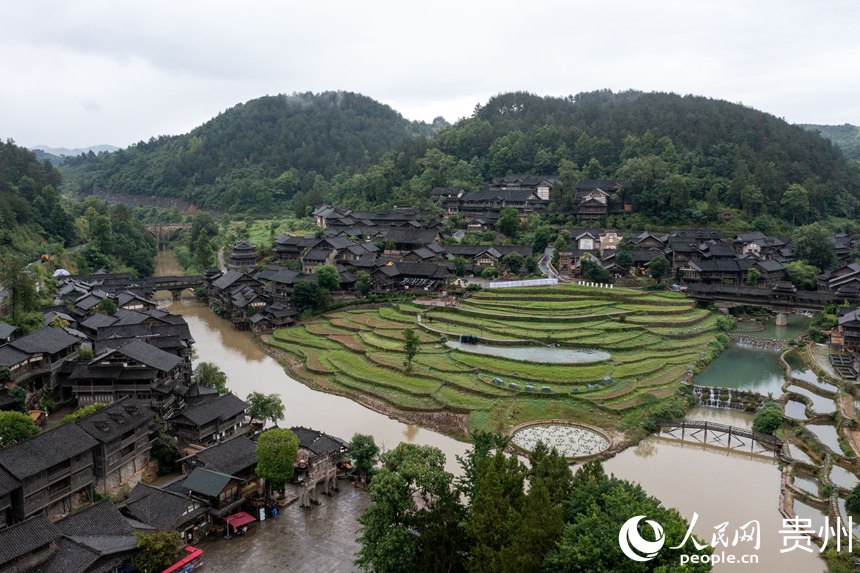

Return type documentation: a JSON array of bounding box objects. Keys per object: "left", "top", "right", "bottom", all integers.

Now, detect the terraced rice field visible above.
[{"left": 268, "top": 284, "right": 722, "bottom": 435}]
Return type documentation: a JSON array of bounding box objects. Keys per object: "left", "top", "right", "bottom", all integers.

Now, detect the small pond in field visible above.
[
  {"left": 445, "top": 341, "right": 610, "bottom": 363},
  {"left": 784, "top": 400, "right": 808, "bottom": 420},
  {"left": 510, "top": 423, "right": 610, "bottom": 458},
  {"left": 786, "top": 386, "right": 836, "bottom": 414},
  {"left": 830, "top": 465, "right": 858, "bottom": 490},
  {"left": 806, "top": 424, "right": 842, "bottom": 454},
  {"left": 792, "top": 473, "right": 820, "bottom": 496}
]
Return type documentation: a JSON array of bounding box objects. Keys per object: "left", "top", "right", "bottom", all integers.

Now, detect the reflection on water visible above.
[
  {"left": 830, "top": 465, "right": 858, "bottom": 490},
  {"left": 793, "top": 499, "right": 829, "bottom": 536},
  {"left": 792, "top": 473, "right": 820, "bottom": 496},
  {"left": 785, "top": 400, "right": 808, "bottom": 420},
  {"left": 787, "top": 386, "right": 836, "bottom": 414},
  {"left": 165, "top": 299, "right": 470, "bottom": 474},
  {"left": 694, "top": 345, "right": 786, "bottom": 397},
  {"left": 754, "top": 316, "right": 811, "bottom": 340},
  {"left": 806, "top": 424, "right": 842, "bottom": 454},
  {"left": 445, "top": 341, "right": 611, "bottom": 363},
  {"left": 686, "top": 406, "right": 755, "bottom": 430},
  {"left": 606, "top": 438, "right": 824, "bottom": 572}
]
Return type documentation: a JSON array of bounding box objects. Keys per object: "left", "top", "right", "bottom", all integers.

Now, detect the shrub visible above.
[{"left": 752, "top": 401, "right": 783, "bottom": 435}]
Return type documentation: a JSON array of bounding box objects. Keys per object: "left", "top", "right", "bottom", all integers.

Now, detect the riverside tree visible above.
[
  {"left": 246, "top": 392, "right": 285, "bottom": 426},
  {"left": 255, "top": 428, "right": 299, "bottom": 496},
  {"left": 192, "top": 362, "right": 229, "bottom": 394}
]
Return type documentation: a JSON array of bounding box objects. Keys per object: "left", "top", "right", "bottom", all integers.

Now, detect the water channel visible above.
[{"left": 155, "top": 252, "right": 826, "bottom": 571}]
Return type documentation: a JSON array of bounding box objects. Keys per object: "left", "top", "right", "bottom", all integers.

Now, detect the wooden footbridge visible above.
[
  {"left": 141, "top": 275, "right": 205, "bottom": 295},
  {"left": 657, "top": 420, "right": 785, "bottom": 457}
]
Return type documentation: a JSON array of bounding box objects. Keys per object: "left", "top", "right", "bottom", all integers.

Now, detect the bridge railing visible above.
[{"left": 657, "top": 419, "right": 783, "bottom": 447}]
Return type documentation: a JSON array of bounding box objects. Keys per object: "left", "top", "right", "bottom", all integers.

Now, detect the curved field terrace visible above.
[{"left": 266, "top": 284, "right": 723, "bottom": 437}]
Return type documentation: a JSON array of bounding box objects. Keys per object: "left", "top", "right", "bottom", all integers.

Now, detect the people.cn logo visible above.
[{"left": 619, "top": 515, "right": 666, "bottom": 562}]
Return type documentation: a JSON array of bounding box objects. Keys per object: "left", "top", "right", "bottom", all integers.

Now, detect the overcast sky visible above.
[{"left": 2, "top": 0, "right": 859, "bottom": 150}]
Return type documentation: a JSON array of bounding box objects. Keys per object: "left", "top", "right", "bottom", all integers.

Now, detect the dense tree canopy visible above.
[
  {"left": 192, "top": 362, "right": 229, "bottom": 394},
  {"left": 256, "top": 427, "right": 299, "bottom": 494},
  {"left": 55, "top": 91, "right": 860, "bottom": 228},
  {"left": 60, "top": 92, "right": 439, "bottom": 213},
  {"left": 0, "top": 410, "right": 40, "bottom": 447}
]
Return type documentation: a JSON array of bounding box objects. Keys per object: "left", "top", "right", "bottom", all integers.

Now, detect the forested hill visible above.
[
  {"left": 800, "top": 123, "right": 860, "bottom": 163},
  {"left": 59, "top": 90, "right": 860, "bottom": 226},
  {"left": 59, "top": 91, "right": 439, "bottom": 213},
  {"left": 324, "top": 90, "right": 860, "bottom": 226},
  {"left": 0, "top": 139, "right": 75, "bottom": 258}
]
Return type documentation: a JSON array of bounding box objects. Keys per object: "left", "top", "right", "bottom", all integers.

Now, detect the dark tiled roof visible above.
[
  {"left": 194, "top": 436, "right": 257, "bottom": 475},
  {"left": 0, "top": 423, "right": 98, "bottom": 479},
  {"left": 0, "top": 344, "right": 30, "bottom": 366},
  {"left": 291, "top": 427, "right": 347, "bottom": 456},
  {"left": 9, "top": 326, "right": 79, "bottom": 354},
  {"left": 95, "top": 339, "right": 183, "bottom": 372},
  {"left": 381, "top": 228, "right": 439, "bottom": 245},
  {"left": 0, "top": 322, "right": 17, "bottom": 340},
  {"left": 302, "top": 248, "right": 333, "bottom": 262},
  {"left": 122, "top": 484, "right": 206, "bottom": 531},
  {"left": 81, "top": 313, "right": 119, "bottom": 330},
  {"left": 755, "top": 260, "right": 785, "bottom": 272},
  {"left": 56, "top": 500, "right": 134, "bottom": 537},
  {"left": 212, "top": 270, "right": 258, "bottom": 290},
  {"left": 76, "top": 400, "right": 155, "bottom": 443},
  {"left": 0, "top": 514, "right": 61, "bottom": 566},
  {"left": 179, "top": 468, "right": 237, "bottom": 498},
  {"left": 0, "top": 465, "right": 20, "bottom": 496},
  {"left": 175, "top": 392, "right": 248, "bottom": 427}
]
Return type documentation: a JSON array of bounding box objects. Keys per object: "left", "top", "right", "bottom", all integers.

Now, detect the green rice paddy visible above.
[{"left": 268, "top": 284, "right": 720, "bottom": 436}]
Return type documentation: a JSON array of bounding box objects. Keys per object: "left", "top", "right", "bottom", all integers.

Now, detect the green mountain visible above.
[
  {"left": 324, "top": 90, "right": 860, "bottom": 225},
  {"left": 800, "top": 123, "right": 860, "bottom": 163},
  {"left": 0, "top": 139, "right": 75, "bottom": 260},
  {"left": 59, "top": 91, "right": 437, "bottom": 213},
  {"left": 58, "top": 90, "right": 860, "bottom": 226}
]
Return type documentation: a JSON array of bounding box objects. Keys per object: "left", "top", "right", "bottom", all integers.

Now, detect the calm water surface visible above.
[
  {"left": 694, "top": 345, "right": 786, "bottom": 397},
  {"left": 445, "top": 341, "right": 611, "bottom": 363}
]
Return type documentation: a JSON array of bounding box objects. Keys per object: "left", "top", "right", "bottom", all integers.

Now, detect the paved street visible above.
[{"left": 196, "top": 483, "right": 370, "bottom": 572}]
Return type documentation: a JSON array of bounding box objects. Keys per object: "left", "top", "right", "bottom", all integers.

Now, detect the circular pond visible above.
[
  {"left": 510, "top": 421, "right": 611, "bottom": 459},
  {"left": 446, "top": 341, "right": 610, "bottom": 364}
]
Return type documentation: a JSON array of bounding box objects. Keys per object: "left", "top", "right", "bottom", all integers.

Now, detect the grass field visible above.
[{"left": 268, "top": 283, "right": 721, "bottom": 436}]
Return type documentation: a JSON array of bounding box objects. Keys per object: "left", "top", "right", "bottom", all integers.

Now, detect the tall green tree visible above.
[
  {"left": 792, "top": 223, "right": 837, "bottom": 270},
  {"left": 496, "top": 208, "right": 520, "bottom": 238},
  {"left": 0, "top": 411, "right": 40, "bottom": 447},
  {"left": 348, "top": 433, "right": 379, "bottom": 482},
  {"left": 356, "top": 443, "right": 462, "bottom": 573},
  {"left": 246, "top": 392, "right": 285, "bottom": 426},
  {"left": 403, "top": 328, "right": 420, "bottom": 372},
  {"left": 647, "top": 256, "right": 669, "bottom": 280},
  {"left": 544, "top": 461, "right": 712, "bottom": 572},
  {"left": 192, "top": 362, "right": 229, "bottom": 394},
  {"left": 292, "top": 279, "right": 330, "bottom": 312},
  {"left": 784, "top": 260, "right": 820, "bottom": 290},
  {"left": 134, "top": 531, "right": 183, "bottom": 573},
  {"left": 255, "top": 427, "right": 299, "bottom": 495},
  {"left": 502, "top": 252, "right": 524, "bottom": 274},
  {"left": 465, "top": 450, "right": 526, "bottom": 573},
  {"left": 316, "top": 264, "right": 341, "bottom": 291},
  {"left": 356, "top": 270, "right": 372, "bottom": 297},
  {"left": 780, "top": 183, "right": 810, "bottom": 224}
]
